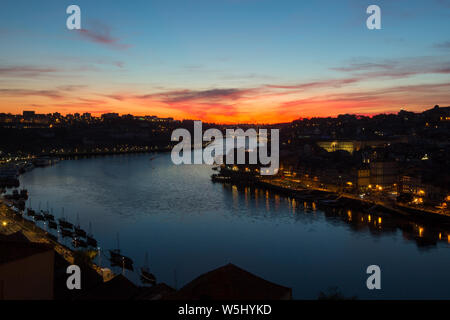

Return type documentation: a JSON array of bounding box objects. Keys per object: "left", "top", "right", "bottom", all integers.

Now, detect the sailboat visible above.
[
  {"left": 43, "top": 201, "right": 54, "bottom": 221},
  {"left": 74, "top": 213, "right": 87, "bottom": 237},
  {"left": 86, "top": 222, "right": 98, "bottom": 247},
  {"left": 72, "top": 237, "right": 88, "bottom": 248},
  {"left": 140, "top": 252, "right": 156, "bottom": 285},
  {"left": 61, "top": 229, "right": 73, "bottom": 238},
  {"left": 48, "top": 220, "right": 58, "bottom": 229},
  {"left": 26, "top": 198, "right": 35, "bottom": 217},
  {"left": 34, "top": 201, "right": 45, "bottom": 221},
  {"left": 58, "top": 208, "right": 73, "bottom": 229},
  {"left": 109, "top": 233, "right": 134, "bottom": 271}
]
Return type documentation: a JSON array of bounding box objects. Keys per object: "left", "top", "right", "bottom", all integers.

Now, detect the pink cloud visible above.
[{"left": 76, "top": 22, "right": 130, "bottom": 50}]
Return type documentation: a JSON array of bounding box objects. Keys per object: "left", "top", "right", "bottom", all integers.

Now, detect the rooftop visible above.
[{"left": 167, "top": 263, "right": 292, "bottom": 300}]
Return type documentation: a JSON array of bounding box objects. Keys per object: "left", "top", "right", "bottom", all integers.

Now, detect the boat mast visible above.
[
  {"left": 144, "top": 252, "right": 149, "bottom": 272},
  {"left": 174, "top": 269, "right": 178, "bottom": 290}
]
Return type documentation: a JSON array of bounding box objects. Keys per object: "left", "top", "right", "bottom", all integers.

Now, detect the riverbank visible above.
[
  {"left": 0, "top": 149, "right": 173, "bottom": 192},
  {"left": 0, "top": 198, "right": 104, "bottom": 276},
  {"left": 212, "top": 174, "right": 450, "bottom": 226}
]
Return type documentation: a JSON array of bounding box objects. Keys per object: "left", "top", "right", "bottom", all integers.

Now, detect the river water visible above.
[{"left": 19, "top": 153, "right": 450, "bottom": 299}]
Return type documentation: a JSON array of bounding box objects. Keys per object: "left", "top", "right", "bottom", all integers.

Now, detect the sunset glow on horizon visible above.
[{"left": 1, "top": 0, "right": 449, "bottom": 124}]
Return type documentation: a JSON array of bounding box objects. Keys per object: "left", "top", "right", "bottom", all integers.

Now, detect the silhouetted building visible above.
[{"left": 167, "top": 263, "right": 292, "bottom": 300}]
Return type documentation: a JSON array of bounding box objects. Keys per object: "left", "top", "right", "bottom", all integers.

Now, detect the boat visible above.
[
  {"left": 108, "top": 233, "right": 134, "bottom": 271},
  {"left": 58, "top": 208, "right": 73, "bottom": 229},
  {"left": 44, "top": 212, "right": 55, "bottom": 221},
  {"left": 86, "top": 222, "right": 98, "bottom": 247},
  {"left": 58, "top": 218, "right": 73, "bottom": 229},
  {"left": 48, "top": 221, "right": 58, "bottom": 229},
  {"left": 43, "top": 205, "right": 54, "bottom": 221},
  {"left": 72, "top": 238, "right": 88, "bottom": 248},
  {"left": 86, "top": 235, "right": 97, "bottom": 247},
  {"left": 61, "top": 229, "right": 73, "bottom": 238},
  {"left": 141, "top": 268, "right": 157, "bottom": 285},
  {"left": 74, "top": 227, "right": 87, "bottom": 238},
  {"left": 34, "top": 213, "right": 45, "bottom": 221},
  {"left": 74, "top": 214, "right": 87, "bottom": 237},
  {"left": 109, "top": 250, "right": 134, "bottom": 271},
  {"left": 140, "top": 252, "right": 156, "bottom": 285}
]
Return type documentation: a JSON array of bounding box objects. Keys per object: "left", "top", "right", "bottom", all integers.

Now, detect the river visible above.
[{"left": 18, "top": 153, "right": 450, "bottom": 299}]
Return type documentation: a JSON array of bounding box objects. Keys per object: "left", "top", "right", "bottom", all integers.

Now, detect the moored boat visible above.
[
  {"left": 140, "top": 252, "right": 156, "bottom": 285},
  {"left": 34, "top": 213, "right": 45, "bottom": 221},
  {"left": 72, "top": 238, "right": 88, "bottom": 248},
  {"left": 60, "top": 229, "right": 73, "bottom": 238},
  {"left": 86, "top": 235, "right": 97, "bottom": 247},
  {"left": 43, "top": 212, "right": 55, "bottom": 221},
  {"left": 140, "top": 268, "right": 157, "bottom": 285},
  {"left": 48, "top": 221, "right": 57, "bottom": 229},
  {"left": 109, "top": 249, "right": 134, "bottom": 271},
  {"left": 58, "top": 218, "right": 73, "bottom": 229}
]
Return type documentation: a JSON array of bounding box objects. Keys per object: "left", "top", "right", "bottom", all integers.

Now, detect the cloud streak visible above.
[
  {"left": 0, "top": 66, "right": 61, "bottom": 78},
  {"left": 434, "top": 41, "right": 450, "bottom": 49},
  {"left": 76, "top": 23, "right": 130, "bottom": 50},
  {"left": 331, "top": 57, "right": 450, "bottom": 79},
  {"left": 0, "top": 89, "right": 63, "bottom": 99}
]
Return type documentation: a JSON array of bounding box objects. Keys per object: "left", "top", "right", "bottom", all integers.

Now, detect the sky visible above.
[{"left": 0, "top": 0, "right": 449, "bottom": 123}]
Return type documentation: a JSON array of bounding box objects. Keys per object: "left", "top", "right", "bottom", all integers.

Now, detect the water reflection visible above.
[{"left": 221, "top": 183, "right": 450, "bottom": 250}]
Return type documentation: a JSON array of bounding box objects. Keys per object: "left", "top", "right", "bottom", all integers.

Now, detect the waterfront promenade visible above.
[
  {"left": 212, "top": 172, "right": 450, "bottom": 223},
  {"left": 0, "top": 199, "right": 103, "bottom": 276},
  {"left": 259, "top": 177, "right": 450, "bottom": 221}
]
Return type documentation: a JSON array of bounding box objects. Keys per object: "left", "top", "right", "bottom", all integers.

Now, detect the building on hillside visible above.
[
  {"left": 357, "top": 166, "right": 371, "bottom": 190},
  {"left": 369, "top": 161, "right": 398, "bottom": 189}
]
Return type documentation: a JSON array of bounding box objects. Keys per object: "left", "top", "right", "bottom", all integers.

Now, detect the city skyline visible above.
[{"left": 1, "top": 0, "right": 450, "bottom": 123}]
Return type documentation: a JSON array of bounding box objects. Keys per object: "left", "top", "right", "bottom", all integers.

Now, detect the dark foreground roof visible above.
[
  {"left": 166, "top": 263, "right": 292, "bottom": 300},
  {"left": 75, "top": 274, "right": 139, "bottom": 300},
  {"left": 135, "top": 283, "right": 176, "bottom": 300},
  {"left": 0, "top": 231, "right": 29, "bottom": 243},
  {"left": 0, "top": 240, "right": 53, "bottom": 265}
]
